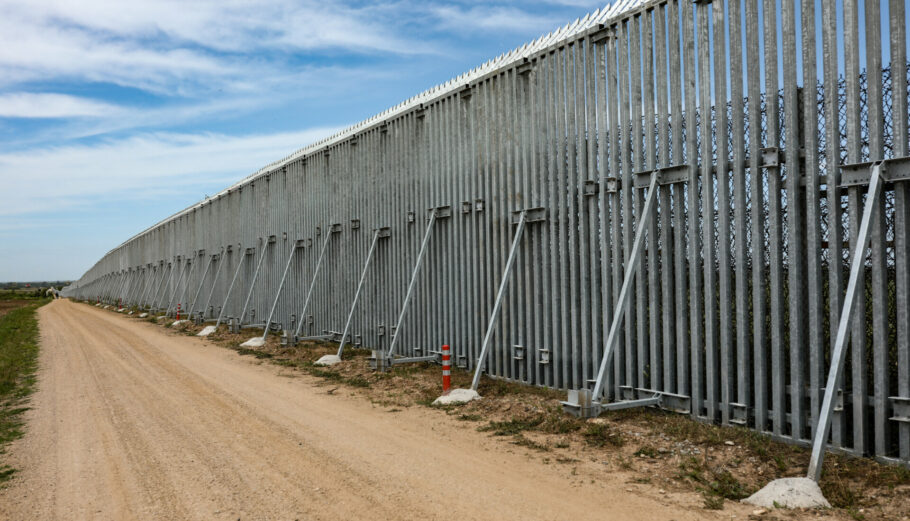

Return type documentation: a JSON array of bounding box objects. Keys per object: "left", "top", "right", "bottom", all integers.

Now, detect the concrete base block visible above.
[
  {"left": 240, "top": 336, "right": 265, "bottom": 348},
  {"left": 314, "top": 354, "right": 342, "bottom": 366},
  {"left": 742, "top": 478, "right": 831, "bottom": 509},
  {"left": 197, "top": 325, "right": 217, "bottom": 337},
  {"left": 170, "top": 320, "right": 187, "bottom": 327},
  {"left": 139, "top": 313, "right": 148, "bottom": 318},
  {"left": 432, "top": 388, "right": 480, "bottom": 405}
]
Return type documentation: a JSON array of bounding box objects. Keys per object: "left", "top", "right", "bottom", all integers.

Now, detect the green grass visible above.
[
  {"left": 0, "top": 289, "right": 52, "bottom": 301},
  {"left": 478, "top": 417, "right": 544, "bottom": 436},
  {"left": 0, "top": 299, "right": 49, "bottom": 485}
]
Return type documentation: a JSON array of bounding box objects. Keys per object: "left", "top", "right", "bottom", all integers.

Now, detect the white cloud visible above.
[
  {"left": 0, "top": 93, "right": 123, "bottom": 118},
  {"left": 0, "top": 127, "right": 345, "bottom": 218},
  {"left": 431, "top": 5, "right": 559, "bottom": 33},
  {"left": 0, "top": 0, "right": 428, "bottom": 96}
]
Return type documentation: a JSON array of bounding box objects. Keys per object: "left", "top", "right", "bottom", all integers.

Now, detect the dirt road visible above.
[{"left": 0, "top": 300, "right": 732, "bottom": 520}]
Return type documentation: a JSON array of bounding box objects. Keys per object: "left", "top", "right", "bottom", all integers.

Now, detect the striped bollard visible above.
[
  {"left": 442, "top": 344, "right": 451, "bottom": 395},
  {"left": 176, "top": 303, "right": 181, "bottom": 321}
]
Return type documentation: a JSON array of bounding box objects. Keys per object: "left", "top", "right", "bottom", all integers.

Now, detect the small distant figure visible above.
[{"left": 45, "top": 288, "right": 60, "bottom": 299}]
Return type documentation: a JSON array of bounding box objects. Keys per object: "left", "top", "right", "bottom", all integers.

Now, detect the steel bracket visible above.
[
  {"left": 730, "top": 402, "right": 749, "bottom": 425},
  {"left": 513, "top": 344, "right": 525, "bottom": 361},
  {"left": 889, "top": 396, "right": 910, "bottom": 423},
  {"left": 407, "top": 211, "right": 416, "bottom": 223},
  {"left": 370, "top": 350, "right": 391, "bottom": 371},
  {"left": 295, "top": 333, "right": 333, "bottom": 342},
  {"left": 760, "top": 147, "right": 781, "bottom": 169},
  {"left": 461, "top": 201, "right": 472, "bottom": 214},
  {"left": 516, "top": 59, "right": 533, "bottom": 76},
  {"left": 351, "top": 219, "right": 361, "bottom": 230},
  {"left": 245, "top": 247, "right": 255, "bottom": 255},
  {"left": 330, "top": 223, "right": 343, "bottom": 234},
  {"left": 561, "top": 389, "right": 601, "bottom": 418},
  {"left": 268, "top": 235, "right": 276, "bottom": 244},
  {"left": 583, "top": 180, "right": 599, "bottom": 196},
  {"left": 377, "top": 325, "right": 386, "bottom": 336},
  {"left": 590, "top": 24, "right": 611, "bottom": 44},
  {"left": 605, "top": 177, "right": 621, "bottom": 193},
  {"left": 376, "top": 226, "right": 391, "bottom": 238},
  {"left": 474, "top": 199, "right": 485, "bottom": 212},
  {"left": 321, "top": 330, "right": 343, "bottom": 342},
  {"left": 432, "top": 205, "right": 452, "bottom": 219},
  {"left": 563, "top": 389, "right": 690, "bottom": 418},
  {"left": 390, "top": 355, "right": 438, "bottom": 366},
  {"left": 512, "top": 207, "right": 546, "bottom": 224},
  {"left": 632, "top": 164, "right": 689, "bottom": 188},
  {"left": 538, "top": 348, "right": 550, "bottom": 365},
  {"left": 601, "top": 395, "right": 661, "bottom": 411},
  {"left": 840, "top": 156, "right": 910, "bottom": 187}
]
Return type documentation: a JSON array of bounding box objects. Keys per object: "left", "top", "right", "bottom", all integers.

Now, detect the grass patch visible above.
[
  {"left": 702, "top": 493, "right": 724, "bottom": 510},
  {"left": 705, "top": 469, "right": 750, "bottom": 500},
  {"left": 478, "top": 416, "right": 544, "bottom": 436},
  {"left": 235, "top": 347, "right": 273, "bottom": 359},
  {"left": 581, "top": 422, "right": 624, "bottom": 448},
  {"left": 0, "top": 299, "right": 49, "bottom": 485}
]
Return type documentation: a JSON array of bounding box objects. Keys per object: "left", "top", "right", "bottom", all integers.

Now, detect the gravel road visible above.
[{"left": 0, "top": 300, "right": 723, "bottom": 520}]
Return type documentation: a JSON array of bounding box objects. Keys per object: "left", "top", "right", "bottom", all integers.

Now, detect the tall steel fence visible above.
[{"left": 65, "top": 0, "right": 910, "bottom": 465}]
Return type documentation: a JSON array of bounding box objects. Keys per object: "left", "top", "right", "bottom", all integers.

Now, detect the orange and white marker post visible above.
[
  {"left": 442, "top": 344, "right": 451, "bottom": 395},
  {"left": 176, "top": 303, "right": 181, "bottom": 321}
]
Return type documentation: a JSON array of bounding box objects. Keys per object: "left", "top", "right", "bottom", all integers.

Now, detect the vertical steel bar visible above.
[{"left": 889, "top": 0, "right": 910, "bottom": 461}]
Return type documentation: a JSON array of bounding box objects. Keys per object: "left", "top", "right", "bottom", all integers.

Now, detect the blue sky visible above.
[{"left": 0, "top": 0, "right": 608, "bottom": 281}]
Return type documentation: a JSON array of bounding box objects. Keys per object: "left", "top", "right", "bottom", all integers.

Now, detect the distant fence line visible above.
[{"left": 65, "top": 0, "right": 910, "bottom": 466}]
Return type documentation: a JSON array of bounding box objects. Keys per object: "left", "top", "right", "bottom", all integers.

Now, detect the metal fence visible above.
[{"left": 65, "top": 0, "right": 910, "bottom": 466}]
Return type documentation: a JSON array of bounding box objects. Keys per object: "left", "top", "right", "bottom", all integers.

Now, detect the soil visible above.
[
  {"left": 0, "top": 300, "right": 31, "bottom": 319},
  {"left": 4, "top": 300, "right": 908, "bottom": 520}
]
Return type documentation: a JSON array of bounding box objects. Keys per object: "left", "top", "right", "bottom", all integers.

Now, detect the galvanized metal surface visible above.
[{"left": 65, "top": 0, "right": 910, "bottom": 466}]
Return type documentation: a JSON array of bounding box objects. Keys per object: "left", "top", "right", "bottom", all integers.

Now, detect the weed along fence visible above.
[{"left": 64, "top": 0, "right": 910, "bottom": 469}]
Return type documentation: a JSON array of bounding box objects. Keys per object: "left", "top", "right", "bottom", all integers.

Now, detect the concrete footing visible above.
[
  {"left": 240, "top": 336, "right": 265, "bottom": 348},
  {"left": 170, "top": 320, "right": 187, "bottom": 327},
  {"left": 314, "top": 354, "right": 341, "bottom": 366},
  {"left": 139, "top": 313, "right": 148, "bottom": 318},
  {"left": 742, "top": 478, "right": 831, "bottom": 509},
  {"left": 432, "top": 389, "right": 480, "bottom": 405},
  {"left": 197, "top": 325, "right": 216, "bottom": 337}
]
